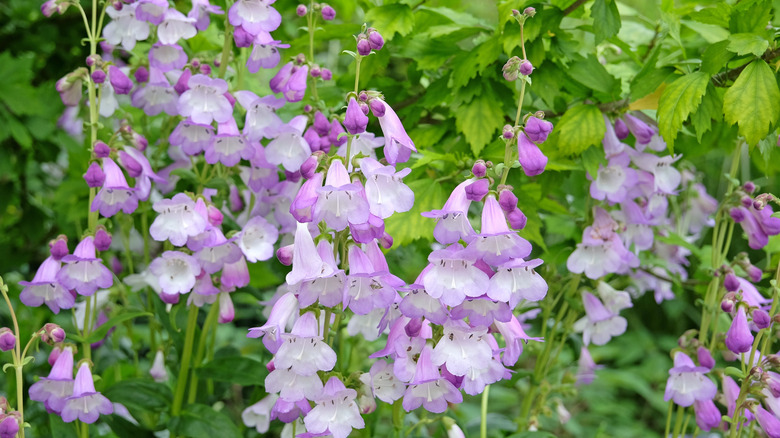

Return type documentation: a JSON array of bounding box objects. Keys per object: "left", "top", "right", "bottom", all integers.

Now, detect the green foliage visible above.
[
  {"left": 723, "top": 59, "right": 780, "bottom": 146},
  {"left": 555, "top": 105, "right": 607, "bottom": 156},
  {"left": 591, "top": 0, "right": 622, "bottom": 44},
  {"left": 657, "top": 72, "right": 709, "bottom": 148}
]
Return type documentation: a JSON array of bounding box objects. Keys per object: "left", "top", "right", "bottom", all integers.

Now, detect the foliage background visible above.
[{"left": 2, "top": 0, "right": 780, "bottom": 436}]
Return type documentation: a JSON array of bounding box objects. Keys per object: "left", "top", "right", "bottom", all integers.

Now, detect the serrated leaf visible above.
[
  {"left": 557, "top": 105, "right": 607, "bottom": 156},
  {"left": 630, "top": 45, "right": 675, "bottom": 100},
  {"left": 689, "top": 3, "right": 732, "bottom": 27},
  {"left": 723, "top": 59, "right": 780, "bottom": 146},
  {"left": 727, "top": 33, "right": 769, "bottom": 57},
  {"left": 365, "top": 4, "right": 414, "bottom": 39},
  {"left": 730, "top": 0, "right": 773, "bottom": 34},
  {"left": 385, "top": 179, "right": 446, "bottom": 247},
  {"left": 453, "top": 86, "right": 504, "bottom": 156},
  {"left": 701, "top": 40, "right": 735, "bottom": 75},
  {"left": 592, "top": 0, "right": 621, "bottom": 44},
  {"left": 691, "top": 83, "right": 723, "bottom": 141},
  {"left": 449, "top": 36, "right": 501, "bottom": 89},
  {"left": 566, "top": 55, "right": 618, "bottom": 96},
  {"left": 658, "top": 72, "right": 709, "bottom": 148}
]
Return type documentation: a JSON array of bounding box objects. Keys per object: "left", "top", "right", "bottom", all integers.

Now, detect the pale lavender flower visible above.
[
  {"left": 242, "top": 394, "right": 278, "bottom": 433},
  {"left": 205, "top": 118, "right": 254, "bottom": 167},
  {"left": 573, "top": 291, "right": 627, "bottom": 345},
  {"left": 304, "top": 377, "right": 365, "bottom": 438},
  {"left": 189, "top": 0, "right": 224, "bottom": 31},
  {"left": 344, "top": 245, "right": 397, "bottom": 314},
  {"left": 493, "top": 315, "right": 543, "bottom": 367},
  {"left": 91, "top": 157, "right": 138, "bottom": 217},
  {"left": 148, "top": 251, "right": 201, "bottom": 295},
  {"left": 285, "top": 222, "right": 335, "bottom": 285},
  {"left": 56, "top": 237, "right": 113, "bottom": 296},
  {"left": 423, "top": 244, "right": 489, "bottom": 307},
  {"left": 150, "top": 193, "right": 208, "bottom": 246},
  {"left": 576, "top": 346, "right": 603, "bottom": 385},
  {"left": 664, "top": 352, "right": 717, "bottom": 407},
  {"left": 694, "top": 399, "right": 721, "bottom": 431},
  {"left": 236, "top": 216, "right": 278, "bottom": 262},
  {"left": 274, "top": 312, "right": 337, "bottom": 375},
  {"left": 234, "top": 91, "right": 285, "bottom": 141},
  {"left": 376, "top": 100, "right": 417, "bottom": 164},
  {"left": 589, "top": 153, "right": 637, "bottom": 203},
  {"left": 228, "top": 0, "right": 282, "bottom": 35},
  {"left": 131, "top": 68, "right": 178, "bottom": 116},
  {"left": 266, "top": 115, "right": 311, "bottom": 171},
  {"left": 135, "top": 0, "right": 168, "bottom": 25},
  {"left": 19, "top": 257, "right": 74, "bottom": 314},
  {"left": 103, "top": 4, "right": 150, "bottom": 51},
  {"left": 61, "top": 364, "right": 113, "bottom": 423},
  {"left": 402, "top": 345, "right": 462, "bottom": 413},
  {"left": 247, "top": 292, "right": 298, "bottom": 354},
  {"left": 421, "top": 180, "right": 477, "bottom": 244},
  {"left": 465, "top": 195, "right": 532, "bottom": 265},
  {"left": 149, "top": 43, "right": 188, "bottom": 72},
  {"left": 338, "top": 132, "right": 383, "bottom": 162},
  {"left": 487, "top": 258, "right": 547, "bottom": 308},
  {"left": 359, "top": 360, "right": 406, "bottom": 404},
  {"left": 178, "top": 74, "right": 232, "bottom": 124},
  {"left": 624, "top": 113, "right": 655, "bottom": 145},
  {"left": 313, "top": 160, "right": 370, "bottom": 230},
  {"left": 195, "top": 229, "right": 242, "bottom": 274},
  {"left": 293, "top": 240, "right": 345, "bottom": 308},
  {"left": 602, "top": 114, "right": 625, "bottom": 157},
  {"left": 149, "top": 350, "right": 168, "bottom": 382},
  {"left": 247, "top": 35, "right": 289, "bottom": 72},
  {"left": 29, "top": 346, "right": 74, "bottom": 414},
  {"left": 157, "top": 9, "right": 197, "bottom": 45},
  {"left": 756, "top": 406, "right": 780, "bottom": 438},
  {"left": 359, "top": 157, "right": 414, "bottom": 218},
  {"left": 169, "top": 118, "right": 214, "bottom": 155}
]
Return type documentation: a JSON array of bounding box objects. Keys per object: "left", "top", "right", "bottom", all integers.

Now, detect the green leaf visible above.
[
  {"left": 592, "top": 0, "right": 621, "bottom": 44},
  {"left": 581, "top": 145, "right": 607, "bottom": 178},
  {"left": 453, "top": 84, "right": 504, "bottom": 156},
  {"left": 384, "top": 178, "right": 446, "bottom": 247},
  {"left": 701, "top": 40, "right": 735, "bottom": 75},
  {"left": 730, "top": 0, "right": 773, "bottom": 34},
  {"left": 556, "top": 105, "right": 607, "bottom": 156},
  {"left": 103, "top": 379, "right": 173, "bottom": 415},
  {"left": 565, "top": 55, "right": 618, "bottom": 96},
  {"left": 724, "top": 366, "right": 746, "bottom": 379},
  {"left": 689, "top": 3, "right": 732, "bottom": 27},
  {"left": 169, "top": 404, "right": 241, "bottom": 438},
  {"left": 449, "top": 36, "right": 501, "bottom": 89},
  {"left": 690, "top": 83, "right": 723, "bottom": 141},
  {"left": 630, "top": 45, "right": 675, "bottom": 100},
  {"left": 727, "top": 33, "right": 769, "bottom": 57},
  {"left": 507, "top": 432, "right": 558, "bottom": 438},
  {"left": 68, "top": 311, "right": 152, "bottom": 344},
  {"left": 657, "top": 72, "right": 710, "bottom": 148},
  {"left": 723, "top": 59, "right": 780, "bottom": 146},
  {"left": 365, "top": 4, "right": 414, "bottom": 39},
  {"left": 196, "top": 356, "right": 266, "bottom": 386}
]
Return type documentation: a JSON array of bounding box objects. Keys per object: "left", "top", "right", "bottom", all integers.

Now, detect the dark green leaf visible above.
[
  {"left": 723, "top": 59, "right": 780, "bottom": 146},
  {"left": 630, "top": 44, "right": 674, "bottom": 100},
  {"left": 449, "top": 36, "right": 501, "bottom": 89},
  {"left": 657, "top": 72, "right": 709, "bottom": 148},
  {"left": 690, "top": 83, "right": 723, "bottom": 141},
  {"left": 103, "top": 379, "right": 173, "bottom": 414},
  {"left": 729, "top": 0, "right": 773, "bottom": 34},
  {"left": 592, "top": 0, "right": 621, "bottom": 44},
  {"left": 196, "top": 356, "right": 266, "bottom": 386},
  {"left": 565, "top": 55, "right": 618, "bottom": 96},
  {"left": 103, "top": 415, "right": 156, "bottom": 438},
  {"left": 169, "top": 404, "right": 241, "bottom": 438}
]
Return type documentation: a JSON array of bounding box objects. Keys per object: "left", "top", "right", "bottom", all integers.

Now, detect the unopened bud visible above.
[
  {"left": 523, "top": 7, "right": 536, "bottom": 17},
  {"left": 207, "top": 205, "right": 223, "bottom": 227},
  {"left": 42, "top": 323, "right": 66, "bottom": 344},
  {"left": 321, "top": 4, "right": 335, "bottom": 20},
  {"left": 472, "top": 160, "right": 487, "bottom": 178},
  {"left": 310, "top": 65, "right": 321, "bottom": 77},
  {"left": 357, "top": 38, "right": 371, "bottom": 56},
  {"left": 464, "top": 179, "right": 489, "bottom": 202},
  {"left": 49, "top": 235, "right": 69, "bottom": 260},
  {"left": 503, "top": 124, "right": 515, "bottom": 139},
  {"left": 369, "top": 99, "right": 385, "bottom": 117},
  {"left": 93, "top": 141, "right": 111, "bottom": 158},
  {"left": 724, "top": 273, "right": 740, "bottom": 292},
  {"left": 743, "top": 181, "right": 756, "bottom": 194},
  {"left": 321, "top": 68, "right": 332, "bottom": 80},
  {"left": 300, "top": 154, "right": 319, "bottom": 179},
  {"left": 753, "top": 309, "right": 771, "bottom": 329},
  {"left": 520, "top": 59, "right": 534, "bottom": 76},
  {"left": 367, "top": 28, "right": 384, "bottom": 51},
  {"left": 94, "top": 227, "right": 112, "bottom": 251},
  {"left": 296, "top": 4, "right": 307, "bottom": 16},
  {"left": 134, "top": 66, "right": 149, "bottom": 83},
  {"left": 91, "top": 70, "right": 106, "bottom": 84},
  {"left": 0, "top": 328, "right": 15, "bottom": 352},
  {"left": 200, "top": 63, "right": 212, "bottom": 75},
  {"left": 276, "top": 245, "right": 293, "bottom": 265},
  {"left": 83, "top": 162, "right": 106, "bottom": 188}
]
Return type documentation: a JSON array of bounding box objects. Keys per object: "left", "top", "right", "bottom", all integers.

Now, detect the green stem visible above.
[
  {"left": 217, "top": 1, "right": 233, "bottom": 79},
  {"left": 187, "top": 301, "right": 220, "bottom": 404},
  {"left": 1, "top": 278, "right": 25, "bottom": 438},
  {"left": 392, "top": 399, "right": 404, "bottom": 438},
  {"left": 172, "top": 305, "right": 199, "bottom": 416},
  {"left": 671, "top": 405, "right": 685, "bottom": 438},
  {"left": 307, "top": 0, "right": 319, "bottom": 103},
  {"left": 664, "top": 402, "right": 674, "bottom": 438},
  {"left": 480, "top": 385, "right": 491, "bottom": 438},
  {"left": 82, "top": 294, "right": 93, "bottom": 361},
  {"left": 502, "top": 79, "right": 526, "bottom": 186},
  {"left": 354, "top": 56, "right": 363, "bottom": 94}
]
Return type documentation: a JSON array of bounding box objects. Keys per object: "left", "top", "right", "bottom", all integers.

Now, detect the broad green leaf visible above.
[
  {"left": 565, "top": 55, "right": 618, "bottom": 96},
  {"left": 169, "top": 404, "right": 241, "bottom": 438},
  {"left": 103, "top": 379, "right": 173, "bottom": 414},
  {"left": 657, "top": 72, "right": 709, "bottom": 148},
  {"left": 449, "top": 36, "right": 501, "bottom": 89},
  {"left": 729, "top": 0, "right": 773, "bottom": 34},
  {"left": 103, "top": 416, "right": 155, "bottom": 438},
  {"left": 385, "top": 179, "right": 446, "bottom": 247},
  {"left": 689, "top": 3, "right": 732, "bottom": 27},
  {"left": 581, "top": 145, "right": 607, "bottom": 178},
  {"left": 727, "top": 33, "right": 769, "bottom": 57},
  {"left": 630, "top": 45, "right": 674, "bottom": 100},
  {"left": 592, "top": 0, "right": 621, "bottom": 44},
  {"left": 68, "top": 311, "right": 152, "bottom": 344},
  {"left": 453, "top": 85, "right": 504, "bottom": 156},
  {"left": 196, "top": 356, "right": 267, "bottom": 386},
  {"left": 690, "top": 83, "right": 723, "bottom": 141},
  {"left": 701, "top": 40, "right": 735, "bottom": 75},
  {"left": 556, "top": 105, "right": 607, "bottom": 156},
  {"left": 723, "top": 59, "right": 780, "bottom": 146},
  {"left": 365, "top": 4, "right": 414, "bottom": 39}
]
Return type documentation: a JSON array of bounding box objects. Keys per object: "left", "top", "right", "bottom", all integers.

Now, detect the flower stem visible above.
[
  {"left": 480, "top": 384, "right": 491, "bottom": 438},
  {"left": 1, "top": 277, "right": 25, "bottom": 438},
  {"left": 392, "top": 399, "right": 404, "bottom": 438},
  {"left": 671, "top": 405, "right": 685, "bottom": 438},
  {"left": 217, "top": 1, "right": 233, "bottom": 80},
  {"left": 172, "top": 305, "right": 199, "bottom": 416},
  {"left": 307, "top": 0, "right": 319, "bottom": 103},
  {"left": 664, "top": 402, "right": 674, "bottom": 438},
  {"left": 187, "top": 301, "right": 220, "bottom": 404}
]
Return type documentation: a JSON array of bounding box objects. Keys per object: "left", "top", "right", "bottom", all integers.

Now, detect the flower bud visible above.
[
  {"left": 93, "top": 141, "right": 111, "bottom": 158},
  {"left": 174, "top": 68, "right": 192, "bottom": 95},
  {"left": 512, "top": 9, "right": 520, "bottom": 16},
  {"left": 49, "top": 235, "right": 69, "bottom": 260},
  {"left": 763, "top": 372, "right": 780, "bottom": 397},
  {"left": 519, "top": 59, "right": 534, "bottom": 76},
  {"left": 191, "top": 58, "right": 201, "bottom": 68},
  {"left": 321, "top": 68, "right": 332, "bottom": 80},
  {"left": 743, "top": 181, "right": 756, "bottom": 194},
  {"left": 91, "top": 69, "right": 106, "bottom": 84},
  {"left": 42, "top": 323, "right": 66, "bottom": 344},
  {"left": 379, "top": 232, "right": 393, "bottom": 249},
  {"left": 507, "top": 207, "right": 527, "bottom": 230},
  {"left": 464, "top": 179, "right": 489, "bottom": 202},
  {"left": 207, "top": 205, "right": 223, "bottom": 227},
  {"left": 524, "top": 116, "right": 554, "bottom": 143},
  {"left": 369, "top": 99, "right": 385, "bottom": 117},
  {"left": 523, "top": 7, "right": 536, "bottom": 16},
  {"left": 266, "top": 359, "right": 275, "bottom": 373},
  {"left": 367, "top": 28, "right": 384, "bottom": 50},
  {"left": 729, "top": 207, "right": 746, "bottom": 222},
  {"left": 300, "top": 154, "right": 320, "bottom": 179},
  {"left": 310, "top": 64, "right": 321, "bottom": 77},
  {"left": 498, "top": 189, "right": 519, "bottom": 212},
  {"left": 48, "top": 345, "right": 63, "bottom": 366},
  {"left": 150, "top": 350, "right": 169, "bottom": 383},
  {"left": 276, "top": 245, "right": 293, "bottom": 265},
  {"left": 517, "top": 132, "right": 547, "bottom": 176},
  {"left": 614, "top": 118, "right": 629, "bottom": 139},
  {"left": 472, "top": 160, "right": 487, "bottom": 178},
  {"left": 94, "top": 227, "right": 112, "bottom": 251},
  {"left": 697, "top": 347, "right": 715, "bottom": 369},
  {"left": 359, "top": 101, "right": 369, "bottom": 116},
  {"left": 502, "top": 57, "right": 520, "bottom": 81},
  {"left": 753, "top": 309, "right": 771, "bottom": 329},
  {"left": 725, "top": 306, "right": 753, "bottom": 354},
  {"left": 0, "top": 328, "right": 15, "bottom": 352},
  {"left": 503, "top": 124, "right": 515, "bottom": 139},
  {"left": 357, "top": 38, "right": 371, "bottom": 56},
  {"left": 344, "top": 98, "right": 368, "bottom": 134},
  {"left": 285, "top": 170, "right": 302, "bottom": 183},
  {"left": 41, "top": 0, "right": 58, "bottom": 17},
  {"left": 296, "top": 4, "right": 307, "bottom": 16},
  {"left": 200, "top": 63, "right": 212, "bottom": 75},
  {"left": 108, "top": 65, "right": 132, "bottom": 95},
  {"left": 303, "top": 104, "right": 313, "bottom": 112},
  {"left": 134, "top": 66, "right": 149, "bottom": 83},
  {"left": 0, "top": 413, "right": 20, "bottom": 438},
  {"left": 229, "top": 186, "right": 243, "bottom": 212},
  {"left": 721, "top": 291, "right": 736, "bottom": 312},
  {"left": 233, "top": 25, "right": 254, "bottom": 48},
  {"left": 746, "top": 265, "right": 762, "bottom": 282},
  {"left": 111, "top": 256, "right": 123, "bottom": 276},
  {"left": 357, "top": 389, "right": 377, "bottom": 415},
  {"left": 321, "top": 4, "right": 335, "bottom": 20},
  {"left": 86, "top": 54, "right": 101, "bottom": 67},
  {"left": 724, "top": 273, "right": 740, "bottom": 292},
  {"left": 404, "top": 317, "right": 423, "bottom": 337},
  {"left": 119, "top": 150, "right": 143, "bottom": 177},
  {"left": 131, "top": 131, "right": 148, "bottom": 151},
  {"left": 83, "top": 162, "right": 106, "bottom": 188}
]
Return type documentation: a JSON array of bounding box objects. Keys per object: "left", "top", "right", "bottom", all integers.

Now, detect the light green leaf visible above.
[
  {"left": 449, "top": 36, "right": 501, "bottom": 89},
  {"left": 689, "top": 3, "right": 732, "bottom": 27},
  {"left": 727, "top": 33, "right": 769, "bottom": 57},
  {"left": 384, "top": 179, "right": 446, "bottom": 247},
  {"left": 701, "top": 40, "right": 735, "bottom": 75},
  {"left": 657, "top": 72, "right": 710, "bottom": 148},
  {"left": 723, "top": 59, "right": 780, "bottom": 146},
  {"left": 690, "top": 83, "right": 723, "bottom": 141},
  {"left": 556, "top": 105, "right": 607, "bottom": 156},
  {"left": 592, "top": 0, "right": 621, "bottom": 43},
  {"left": 365, "top": 4, "right": 414, "bottom": 39},
  {"left": 453, "top": 85, "right": 504, "bottom": 156},
  {"left": 566, "top": 55, "right": 618, "bottom": 96}
]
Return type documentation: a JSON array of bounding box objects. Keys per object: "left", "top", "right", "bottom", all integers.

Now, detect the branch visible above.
[
  {"left": 563, "top": 0, "right": 588, "bottom": 16},
  {"left": 712, "top": 46, "right": 780, "bottom": 87}
]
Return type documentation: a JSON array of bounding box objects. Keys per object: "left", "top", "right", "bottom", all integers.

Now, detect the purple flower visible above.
[
  {"left": 136, "top": 0, "right": 168, "bottom": 25},
  {"left": 663, "top": 352, "right": 717, "bottom": 407},
  {"left": 731, "top": 203, "right": 780, "bottom": 250},
  {"left": 266, "top": 115, "right": 312, "bottom": 171},
  {"left": 103, "top": 4, "right": 150, "bottom": 51},
  {"left": 217, "top": 292, "right": 235, "bottom": 323},
  {"left": 376, "top": 100, "right": 417, "bottom": 164},
  {"left": 725, "top": 306, "right": 754, "bottom": 354},
  {"left": 285, "top": 222, "right": 335, "bottom": 286},
  {"left": 131, "top": 68, "right": 178, "bottom": 116},
  {"left": 403, "top": 345, "right": 462, "bottom": 413},
  {"left": 205, "top": 118, "right": 253, "bottom": 167},
  {"left": 487, "top": 258, "right": 547, "bottom": 308},
  {"left": 157, "top": 9, "right": 197, "bottom": 45},
  {"left": 234, "top": 91, "right": 285, "bottom": 141},
  {"left": 589, "top": 153, "right": 637, "bottom": 203},
  {"left": 242, "top": 394, "right": 277, "bottom": 433},
  {"left": 0, "top": 414, "right": 19, "bottom": 438},
  {"left": 275, "top": 312, "right": 337, "bottom": 375},
  {"left": 359, "top": 360, "right": 406, "bottom": 403},
  {"left": 344, "top": 98, "right": 369, "bottom": 134},
  {"left": 573, "top": 291, "right": 627, "bottom": 345},
  {"left": 169, "top": 118, "right": 214, "bottom": 156},
  {"left": 359, "top": 157, "right": 414, "bottom": 218},
  {"left": 228, "top": 0, "right": 282, "bottom": 35},
  {"left": 519, "top": 59, "right": 533, "bottom": 75},
  {"left": 149, "top": 43, "right": 188, "bottom": 72},
  {"left": 247, "top": 36, "right": 289, "bottom": 72},
  {"left": 189, "top": 0, "right": 224, "bottom": 31},
  {"left": 567, "top": 208, "right": 639, "bottom": 279},
  {"left": 623, "top": 113, "right": 655, "bottom": 144},
  {"left": 236, "top": 216, "right": 278, "bottom": 262},
  {"left": 421, "top": 180, "right": 476, "bottom": 244},
  {"left": 221, "top": 256, "right": 249, "bottom": 289},
  {"left": 108, "top": 65, "right": 133, "bottom": 94},
  {"left": 697, "top": 347, "right": 715, "bottom": 370},
  {"left": 314, "top": 160, "right": 370, "bottom": 231},
  {"left": 524, "top": 116, "right": 553, "bottom": 143},
  {"left": 756, "top": 406, "right": 780, "bottom": 438},
  {"left": 465, "top": 195, "right": 532, "bottom": 265},
  {"left": 344, "top": 245, "right": 397, "bottom": 314},
  {"left": 303, "top": 377, "right": 364, "bottom": 438},
  {"left": 368, "top": 29, "right": 384, "bottom": 50},
  {"left": 321, "top": 4, "right": 336, "bottom": 20},
  {"left": 602, "top": 114, "right": 626, "bottom": 157},
  {"left": 422, "top": 244, "right": 489, "bottom": 307},
  {"left": 517, "top": 132, "right": 547, "bottom": 176},
  {"left": 576, "top": 347, "right": 603, "bottom": 385},
  {"left": 0, "top": 328, "right": 14, "bottom": 352},
  {"left": 19, "top": 257, "right": 74, "bottom": 313},
  {"left": 150, "top": 193, "right": 208, "bottom": 246},
  {"left": 248, "top": 292, "right": 299, "bottom": 353},
  {"left": 614, "top": 118, "right": 629, "bottom": 139},
  {"left": 693, "top": 399, "right": 721, "bottom": 431},
  {"left": 178, "top": 74, "right": 232, "bottom": 124},
  {"left": 56, "top": 71, "right": 84, "bottom": 107},
  {"left": 61, "top": 363, "right": 113, "bottom": 423},
  {"left": 149, "top": 350, "right": 168, "bottom": 382},
  {"left": 195, "top": 229, "right": 242, "bottom": 274},
  {"left": 148, "top": 251, "right": 201, "bottom": 295},
  {"left": 56, "top": 236, "right": 113, "bottom": 296},
  {"left": 83, "top": 161, "right": 105, "bottom": 188}
]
